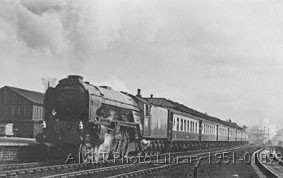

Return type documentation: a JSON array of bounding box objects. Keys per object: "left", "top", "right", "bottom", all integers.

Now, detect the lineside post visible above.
[{"left": 193, "top": 156, "right": 203, "bottom": 178}]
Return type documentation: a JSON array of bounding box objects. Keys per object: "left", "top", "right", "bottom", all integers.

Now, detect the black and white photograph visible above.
[{"left": 0, "top": 0, "right": 283, "bottom": 177}]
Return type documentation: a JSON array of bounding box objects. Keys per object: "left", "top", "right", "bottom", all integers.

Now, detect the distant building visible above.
[
  {"left": 247, "top": 126, "right": 268, "bottom": 145},
  {"left": 272, "top": 129, "right": 283, "bottom": 146},
  {"left": 0, "top": 86, "right": 44, "bottom": 138}
]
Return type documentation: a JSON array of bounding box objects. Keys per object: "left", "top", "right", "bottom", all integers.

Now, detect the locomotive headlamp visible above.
[
  {"left": 78, "top": 121, "right": 83, "bottom": 130},
  {"left": 52, "top": 109, "right": 56, "bottom": 116},
  {"left": 42, "top": 121, "right": 47, "bottom": 129}
]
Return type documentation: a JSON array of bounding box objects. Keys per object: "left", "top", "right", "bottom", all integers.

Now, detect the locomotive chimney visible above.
[
  {"left": 68, "top": 75, "right": 83, "bottom": 81},
  {"left": 150, "top": 94, "right": 153, "bottom": 98},
  {"left": 137, "top": 89, "right": 142, "bottom": 97}
]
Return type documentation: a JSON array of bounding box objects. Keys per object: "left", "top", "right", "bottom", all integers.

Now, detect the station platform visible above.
[
  {"left": 0, "top": 137, "right": 38, "bottom": 146},
  {"left": 0, "top": 137, "right": 42, "bottom": 163}
]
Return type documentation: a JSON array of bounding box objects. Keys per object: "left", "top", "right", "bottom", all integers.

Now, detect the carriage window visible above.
[
  {"left": 177, "top": 118, "right": 179, "bottom": 131},
  {"left": 173, "top": 118, "right": 176, "bottom": 130},
  {"left": 206, "top": 125, "right": 208, "bottom": 134},
  {"left": 195, "top": 122, "right": 198, "bottom": 133}
]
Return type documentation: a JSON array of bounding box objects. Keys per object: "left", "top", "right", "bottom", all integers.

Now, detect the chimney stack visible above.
[{"left": 137, "top": 89, "right": 141, "bottom": 97}]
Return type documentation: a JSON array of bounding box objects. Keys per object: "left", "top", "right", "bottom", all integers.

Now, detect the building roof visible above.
[
  {"left": 145, "top": 97, "right": 242, "bottom": 129},
  {"left": 3, "top": 86, "right": 44, "bottom": 105}
]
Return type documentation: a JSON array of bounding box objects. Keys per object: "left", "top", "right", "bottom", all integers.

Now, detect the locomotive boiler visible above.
[{"left": 36, "top": 75, "right": 145, "bottom": 162}]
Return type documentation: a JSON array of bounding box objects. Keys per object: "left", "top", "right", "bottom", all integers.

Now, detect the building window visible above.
[
  {"left": 13, "top": 96, "right": 17, "bottom": 104},
  {"left": 0, "top": 108, "right": 3, "bottom": 117},
  {"left": 33, "top": 107, "right": 36, "bottom": 119},
  {"left": 35, "top": 107, "right": 43, "bottom": 119},
  {"left": 18, "top": 106, "right": 24, "bottom": 116},
  {"left": 181, "top": 119, "right": 183, "bottom": 131},
  {"left": 10, "top": 106, "right": 18, "bottom": 117},
  {"left": 23, "top": 107, "right": 27, "bottom": 117}
]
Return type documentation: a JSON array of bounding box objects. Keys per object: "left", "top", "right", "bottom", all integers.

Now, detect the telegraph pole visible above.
[{"left": 42, "top": 78, "right": 57, "bottom": 93}]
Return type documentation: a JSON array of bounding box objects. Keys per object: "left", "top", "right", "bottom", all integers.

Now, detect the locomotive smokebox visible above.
[{"left": 137, "top": 89, "right": 142, "bottom": 97}]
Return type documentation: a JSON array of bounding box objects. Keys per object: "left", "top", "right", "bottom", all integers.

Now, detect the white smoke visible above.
[
  {"left": 263, "top": 118, "right": 277, "bottom": 139},
  {"left": 101, "top": 76, "right": 129, "bottom": 92},
  {"left": 0, "top": 0, "right": 167, "bottom": 71}
]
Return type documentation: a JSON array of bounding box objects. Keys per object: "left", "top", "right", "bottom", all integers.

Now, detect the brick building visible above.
[{"left": 0, "top": 86, "right": 44, "bottom": 138}]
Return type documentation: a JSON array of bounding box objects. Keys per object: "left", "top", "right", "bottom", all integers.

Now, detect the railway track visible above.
[
  {"left": 0, "top": 145, "right": 252, "bottom": 178},
  {"left": 0, "top": 160, "right": 64, "bottom": 172},
  {"left": 254, "top": 146, "right": 283, "bottom": 178},
  {"left": 0, "top": 162, "right": 47, "bottom": 172}
]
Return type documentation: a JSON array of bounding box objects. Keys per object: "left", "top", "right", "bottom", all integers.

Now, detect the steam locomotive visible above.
[{"left": 36, "top": 75, "right": 248, "bottom": 162}]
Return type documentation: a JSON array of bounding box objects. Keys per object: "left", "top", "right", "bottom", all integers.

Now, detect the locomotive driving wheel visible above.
[
  {"left": 93, "top": 146, "right": 100, "bottom": 162},
  {"left": 118, "top": 138, "right": 129, "bottom": 158},
  {"left": 123, "top": 139, "right": 129, "bottom": 156},
  {"left": 79, "top": 143, "right": 94, "bottom": 163}
]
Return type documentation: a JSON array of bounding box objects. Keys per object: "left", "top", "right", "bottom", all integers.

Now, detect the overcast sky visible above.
[{"left": 1, "top": 0, "right": 283, "bottom": 135}]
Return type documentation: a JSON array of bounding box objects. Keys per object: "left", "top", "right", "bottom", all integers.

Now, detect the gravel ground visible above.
[{"left": 138, "top": 147, "right": 259, "bottom": 178}]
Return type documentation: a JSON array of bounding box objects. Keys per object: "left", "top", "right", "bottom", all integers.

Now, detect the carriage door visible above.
[{"left": 143, "top": 104, "right": 151, "bottom": 136}]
